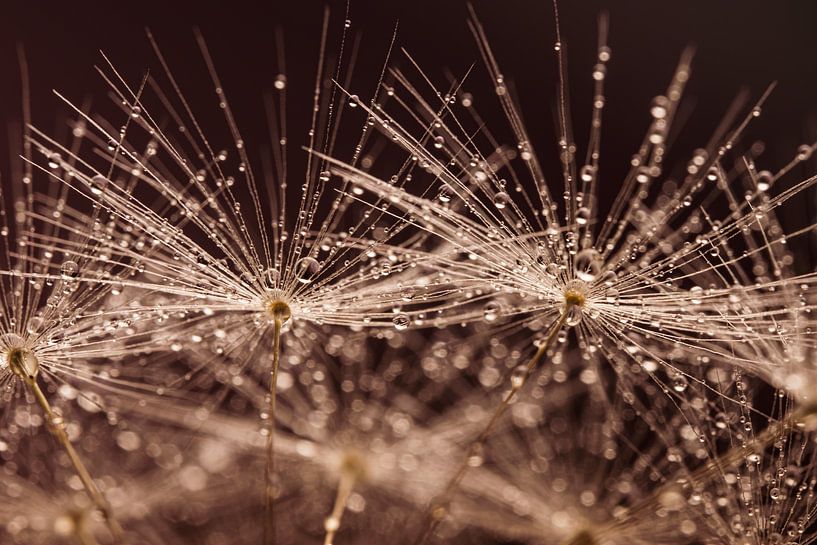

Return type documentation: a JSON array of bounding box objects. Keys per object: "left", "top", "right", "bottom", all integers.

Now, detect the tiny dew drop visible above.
[
  {"left": 601, "top": 270, "right": 617, "bottom": 286},
  {"left": 319, "top": 170, "right": 331, "bottom": 182},
  {"left": 324, "top": 516, "right": 340, "bottom": 532},
  {"left": 294, "top": 256, "right": 320, "bottom": 284},
  {"left": 797, "top": 144, "right": 813, "bottom": 161},
  {"left": 650, "top": 95, "right": 669, "bottom": 119},
  {"left": 605, "top": 287, "right": 619, "bottom": 303},
  {"left": 273, "top": 74, "right": 287, "bottom": 90},
  {"left": 510, "top": 365, "right": 527, "bottom": 388},
  {"left": 579, "top": 165, "right": 595, "bottom": 182},
  {"left": 483, "top": 301, "right": 502, "bottom": 322},
  {"left": 576, "top": 207, "right": 591, "bottom": 226},
  {"left": 47, "top": 153, "right": 62, "bottom": 169},
  {"left": 60, "top": 260, "right": 79, "bottom": 279},
  {"left": 392, "top": 313, "right": 410, "bottom": 330},
  {"left": 756, "top": 170, "right": 772, "bottom": 192},
  {"left": 690, "top": 286, "right": 703, "bottom": 305},
  {"left": 264, "top": 268, "right": 280, "bottom": 287},
  {"left": 672, "top": 373, "right": 688, "bottom": 392},
  {"left": 493, "top": 191, "right": 511, "bottom": 209},
  {"left": 90, "top": 175, "right": 108, "bottom": 196},
  {"left": 433, "top": 136, "right": 444, "bottom": 149},
  {"left": 349, "top": 95, "right": 360, "bottom": 108},
  {"left": 467, "top": 443, "right": 484, "bottom": 467}
]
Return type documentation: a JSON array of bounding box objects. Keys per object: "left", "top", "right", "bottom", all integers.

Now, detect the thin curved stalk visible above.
[
  {"left": 414, "top": 308, "right": 571, "bottom": 544},
  {"left": 264, "top": 313, "right": 284, "bottom": 545},
  {"left": 323, "top": 464, "right": 360, "bottom": 545},
  {"left": 73, "top": 513, "right": 102, "bottom": 545},
  {"left": 24, "top": 376, "right": 126, "bottom": 544}
]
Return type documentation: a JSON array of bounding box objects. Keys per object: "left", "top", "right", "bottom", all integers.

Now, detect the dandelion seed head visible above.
[
  {"left": 337, "top": 448, "right": 368, "bottom": 481},
  {"left": 562, "top": 280, "right": 587, "bottom": 309},
  {"left": 265, "top": 297, "right": 292, "bottom": 324},
  {"left": 0, "top": 334, "right": 39, "bottom": 380}
]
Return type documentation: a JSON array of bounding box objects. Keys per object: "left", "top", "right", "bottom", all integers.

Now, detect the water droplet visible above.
[
  {"left": 574, "top": 249, "right": 601, "bottom": 282},
  {"left": 493, "top": 191, "right": 511, "bottom": 209},
  {"left": 672, "top": 374, "right": 688, "bottom": 392},
  {"left": 580, "top": 165, "right": 595, "bottom": 182},
  {"left": 756, "top": 170, "right": 772, "bottom": 192},
  {"left": 47, "top": 153, "right": 62, "bottom": 169},
  {"left": 324, "top": 516, "right": 340, "bottom": 532},
  {"left": 392, "top": 313, "right": 410, "bottom": 330},
  {"left": 90, "top": 175, "right": 108, "bottom": 196},
  {"left": 467, "top": 443, "right": 484, "bottom": 467},
  {"left": 650, "top": 95, "right": 669, "bottom": 119},
  {"left": 797, "top": 144, "right": 813, "bottom": 161},
  {"left": 601, "top": 270, "right": 617, "bottom": 286},
  {"left": 576, "top": 207, "right": 591, "bottom": 226},
  {"left": 605, "top": 287, "right": 619, "bottom": 303},
  {"left": 274, "top": 74, "right": 287, "bottom": 90},
  {"left": 294, "top": 257, "right": 320, "bottom": 284},
  {"left": 483, "top": 301, "right": 501, "bottom": 322},
  {"left": 60, "top": 260, "right": 79, "bottom": 279},
  {"left": 565, "top": 305, "right": 583, "bottom": 327},
  {"left": 349, "top": 95, "right": 360, "bottom": 108},
  {"left": 264, "top": 268, "right": 280, "bottom": 287},
  {"left": 319, "top": 170, "right": 331, "bottom": 182},
  {"left": 690, "top": 286, "right": 703, "bottom": 305},
  {"left": 26, "top": 317, "right": 44, "bottom": 335},
  {"left": 510, "top": 365, "right": 527, "bottom": 388}
]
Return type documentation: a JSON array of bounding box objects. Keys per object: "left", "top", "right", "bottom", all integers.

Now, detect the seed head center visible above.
[
  {"left": 563, "top": 280, "right": 588, "bottom": 308},
  {"left": 339, "top": 448, "right": 367, "bottom": 480},
  {"left": 265, "top": 299, "right": 292, "bottom": 323},
  {"left": 6, "top": 347, "right": 40, "bottom": 380}
]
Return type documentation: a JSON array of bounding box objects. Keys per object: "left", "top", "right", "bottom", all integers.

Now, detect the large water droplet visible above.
[
  {"left": 26, "top": 317, "right": 44, "bottom": 335},
  {"left": 565, "top": 305, "right": 583, "bottom": 327},
  {"left": 574, "top": 249, "right": 601, "bottom": 282},
  {"left": 294, "top": 257, "right": 320, "bottom": 284}
]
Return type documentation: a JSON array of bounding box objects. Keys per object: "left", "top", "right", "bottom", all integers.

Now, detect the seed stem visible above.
[
  {"left": 413, "top": 308, "right": 570, "bottom": 544},
  {"left": 264, "top": 311, "right": 284, "bottom": 545},
  {"left": 323, "top": 463, "right": 360, "bottom": 545},
  {"left": 23, "top": 376, "right": 126, "bottom": 544},
  {"left": 72, "top": 512, "right": 102, "bottom": 545}
]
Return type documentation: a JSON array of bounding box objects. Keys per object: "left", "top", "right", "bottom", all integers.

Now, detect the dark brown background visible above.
[{"left": 2, "top": 0, "right": 817, "bottom": 263}]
